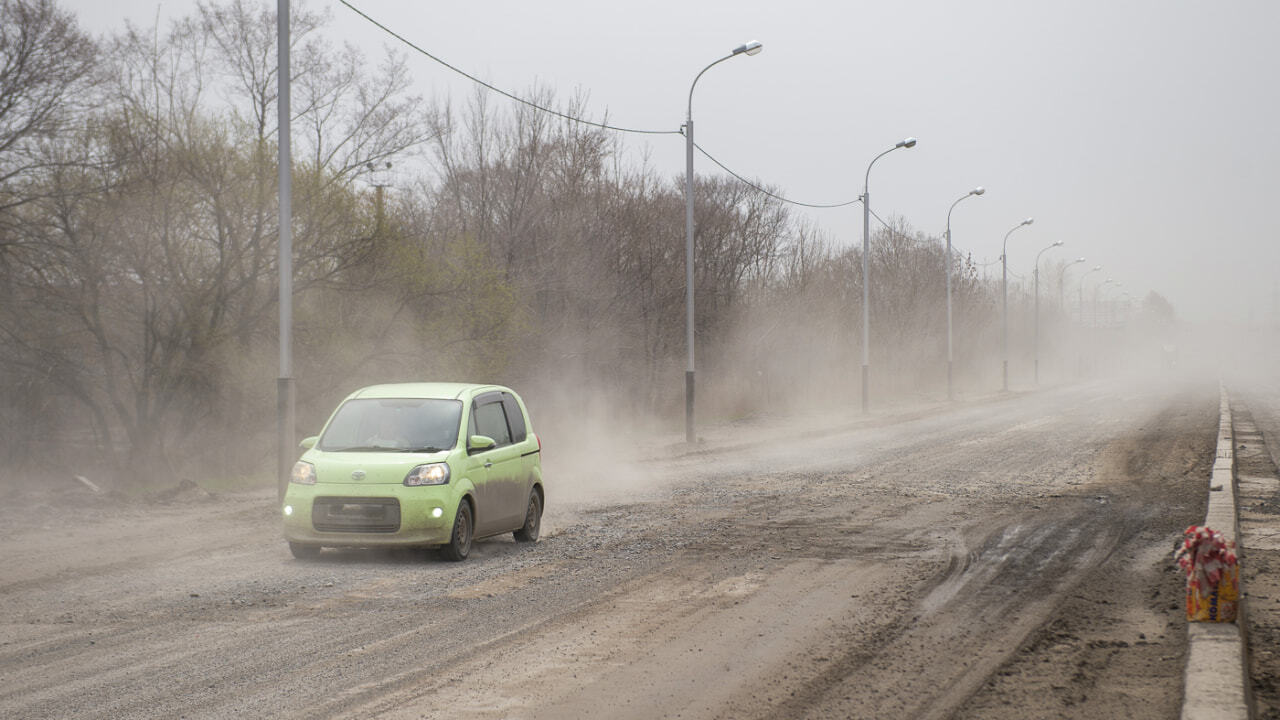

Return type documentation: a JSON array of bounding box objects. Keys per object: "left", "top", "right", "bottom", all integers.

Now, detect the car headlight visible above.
[
  {"left": 404, "top": 463, "right": 450, "bottom": 486},
  {"left": 291, "top": 461, "right": 316, "bottom": 485}
]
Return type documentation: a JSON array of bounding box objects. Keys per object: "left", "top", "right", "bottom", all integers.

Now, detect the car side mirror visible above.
[
  {"left": 299, "top": 436, "right": 318, "bottom": 450},
  {"left": 468, "top": 435, "right": 496, "bottom": 454}
]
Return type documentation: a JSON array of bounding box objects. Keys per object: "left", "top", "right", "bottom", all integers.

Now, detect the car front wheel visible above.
[
  {"left": 441, "top": 501, "right": 473, "bottom": 561},
  {"left": 513, "top": 491, "right": 541, "bottom": 543}
]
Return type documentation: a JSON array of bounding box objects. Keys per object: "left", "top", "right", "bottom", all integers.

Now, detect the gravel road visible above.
[{"left": 0, "top": 377, "right": 1215, "bottom": 719}]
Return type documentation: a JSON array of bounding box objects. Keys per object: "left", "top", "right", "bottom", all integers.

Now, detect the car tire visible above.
[
  {"left": 441, "top": 500, "right": 473, "bottom": 562},
  {"left": 289, "top": 542, "right": 320, "bottom": 560},
  {"left": 513, "top": 491, "right": 542, "bottom": 543}
]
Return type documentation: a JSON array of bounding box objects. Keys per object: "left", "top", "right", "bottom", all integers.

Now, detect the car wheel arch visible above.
[{"left": 458, "top": 492, "right": 476, "bottom": 521}]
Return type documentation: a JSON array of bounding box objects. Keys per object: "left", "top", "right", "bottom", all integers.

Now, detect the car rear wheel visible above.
[
  {"left": 289, "top": 542, "right": 320, "bottom": 560},
  {"left": 441, "top": 501, "right": 473, "bottom": 561},
  {"left": 513, "top": 491, "right": 541, "bottom": 543}
]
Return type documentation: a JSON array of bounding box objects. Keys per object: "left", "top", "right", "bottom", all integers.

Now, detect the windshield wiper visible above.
[
  {"left": 324, "top": 445, "right": 401, "bottom": 452},
  {"left": 404, "top": 446, "right": 445, "bottom": 453}
]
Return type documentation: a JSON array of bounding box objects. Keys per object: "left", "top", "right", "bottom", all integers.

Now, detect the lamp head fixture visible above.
[
  {"left": 1022, "top": 217, "right": 1034, "bottom": 226},
  {"left": 971, "top": 186, "right": 985, "bottom": 196},
  {"left": 897, "top": 137, "right": 918, "bottom": 149},
  {"left": 733, "top": 40, "right": 763, "bottom": 56}
]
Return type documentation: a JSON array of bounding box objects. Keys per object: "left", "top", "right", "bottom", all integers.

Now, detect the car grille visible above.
[{"left": 312, "top": 497, "right": 401, "bottom": 533}]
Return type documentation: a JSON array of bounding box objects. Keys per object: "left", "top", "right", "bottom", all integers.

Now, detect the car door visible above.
[
  {"left": 469, "top": 393, "right": 524, "bottom": 534},
  {"left": 462, "top": 406, "right": 495, "bottom": 532},
  {"left": 500, "top": 392, "right": 535, "bottom": 510}
]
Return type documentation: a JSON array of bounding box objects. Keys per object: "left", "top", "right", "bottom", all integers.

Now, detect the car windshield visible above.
[{"left": 318, "top": 398, "right": 462, "bottom": 452}]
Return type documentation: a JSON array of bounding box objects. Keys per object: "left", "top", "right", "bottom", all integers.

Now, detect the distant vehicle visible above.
[{"left": 282, "top": 383, "right": 543, "bottom": 561}]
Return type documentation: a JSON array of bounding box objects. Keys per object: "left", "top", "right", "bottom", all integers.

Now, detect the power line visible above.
[
  {"left": 339, "top": 0, "right": 680, "bottom": 137},
  {"left": 699, "top": 149, "right": 1002, "bottom": 264},
  {"left": 341, "top": 1, "right": 941, "bottom": 233},
  {"left": 693, "top": 141, "right": 860, "bottom": 209}
]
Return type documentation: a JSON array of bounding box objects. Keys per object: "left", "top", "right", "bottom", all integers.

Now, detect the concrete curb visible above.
[{"left": 1181, "top": 384, "right": 1251, "bottom": 720}]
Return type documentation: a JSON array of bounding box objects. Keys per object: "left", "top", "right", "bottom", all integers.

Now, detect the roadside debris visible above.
[{"left": 1175, "top": 525, "right": 1239, "bottom": 622}]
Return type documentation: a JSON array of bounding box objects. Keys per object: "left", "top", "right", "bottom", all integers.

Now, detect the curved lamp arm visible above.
[
  {"left": 865, "top": 137, "right": 917, "bottom": 197},
  {"left": 688, "top": 40, "right": 763, "bottom": 121},
  {"left": 1002, "top": 217, "right": 1034, "bottom": 259}
]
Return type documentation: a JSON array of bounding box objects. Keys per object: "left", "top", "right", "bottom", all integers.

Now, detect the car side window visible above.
[
  {"left": 501, "top": 394, "right": 527, "bottom": 443},
  {"left": 473, "top": 401, "right": 512, "bottom": 447}
]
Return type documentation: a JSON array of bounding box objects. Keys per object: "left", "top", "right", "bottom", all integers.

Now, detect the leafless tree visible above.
[{"left": 0, "top": 0, "right": 96, "bottom": 211}]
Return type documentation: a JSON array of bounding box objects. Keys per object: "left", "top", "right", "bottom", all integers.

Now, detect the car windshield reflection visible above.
[{"left": 317, "top": 398, "right": 462, "bottom": 453}]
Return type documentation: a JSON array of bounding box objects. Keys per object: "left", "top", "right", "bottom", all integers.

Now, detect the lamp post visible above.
[
  {"left": 684, "top": 39, "right": 762, "bottom": 444},
  {"left": 860, "top": 136, "right": 917, "bottom": 412},
  {"left": 1001, "top": 217, "right": 1033, "bottom": 391},
  {"left": 1057, "top": 257, "right": 1086, "bottom": 309},
  {"left": 944, "top": 186, "right": 984, "bottom": 400},
  {"left": 1077, "top": 265, "right": 1102, "bottom": 324},
  {"left": 277, "top": 0, "right": 293, "bottom": 503},
  {"left": 1033, "top": 240, "right": 1064, "bottom": 384}
]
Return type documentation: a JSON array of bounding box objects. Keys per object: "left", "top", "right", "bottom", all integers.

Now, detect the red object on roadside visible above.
[{"left": 1175, "top": 525, "right": 1239, "bottom": 622}]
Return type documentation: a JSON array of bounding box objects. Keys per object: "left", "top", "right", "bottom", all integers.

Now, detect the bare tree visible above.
[
  {"left": 0, "top": 0, "right": 432, "bottom": 483},
  {"left": 0, "top": 0, "right": 96, "bottom": 210}
]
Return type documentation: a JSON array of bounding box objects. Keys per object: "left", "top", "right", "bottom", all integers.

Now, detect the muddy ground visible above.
[
  {"left": 0, "top": 378, "right": 1218, "bottom": 719},
  {"left": 1236, "top": 388, "right": 1280, "bottom": 720}
]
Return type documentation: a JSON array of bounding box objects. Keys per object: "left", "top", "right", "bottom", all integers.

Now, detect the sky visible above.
[{"left": 66, "top": 0, "right": 1280, "bottom": 325}]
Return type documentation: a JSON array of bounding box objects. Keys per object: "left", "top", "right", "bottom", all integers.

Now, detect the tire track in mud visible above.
[
  {"left": 730, "top": 385, "right": 1213, "bottom": 720},
  {"left": 745, "top": 500, "right": 1137, "bottom": 720},
  {"left": 948, "top": 388, "right": 1213, "bottom": 720}
]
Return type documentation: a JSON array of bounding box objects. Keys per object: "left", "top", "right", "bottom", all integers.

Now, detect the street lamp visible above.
[
  {"left": 944, "top": 186, "right": 984, "bottom": 400},
  {"left": 861, "top": 136, "right": 917, "bottom": 412},
  {"left": 1033, "top": 240, "right": 1064, "bottom": 384},
  {"left": 1057, "top": 257, "right": 1086, "bottom": 309},
  {"left": 1077, "top": 265, "right": 1102, "bottom": 324},
  {"left": 1001, "top": 217, "right": 1033, "bottom": 391},
  {"left": 277, "top": 0, "right": 293, "bottom": 503},
  {"left": 683, "top": 39, "right": 762, "bottom": 444}
]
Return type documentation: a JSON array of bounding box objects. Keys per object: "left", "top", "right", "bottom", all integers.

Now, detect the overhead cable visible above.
[
  {"left": 693, "top": 142, "right": 860, "bottom": 209},
  {"left": 341, "top": 1, "right": 937, "bottom": 225},
  {"left": 339, "top": 0, "right": 679, "bottom": 136}
]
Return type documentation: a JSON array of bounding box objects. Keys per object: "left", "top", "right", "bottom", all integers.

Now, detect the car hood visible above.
[{"left": 310, "top": 450, "right": 451, "bottom": 485}]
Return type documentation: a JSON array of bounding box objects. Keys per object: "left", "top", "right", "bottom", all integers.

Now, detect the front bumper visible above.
[{"left": 282, "top": 483, "right": 457, "bottom": 547}]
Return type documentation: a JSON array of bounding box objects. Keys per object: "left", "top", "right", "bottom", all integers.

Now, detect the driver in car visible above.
[{"left": 366, "top": 414, "right": 410, "bottom": 448}]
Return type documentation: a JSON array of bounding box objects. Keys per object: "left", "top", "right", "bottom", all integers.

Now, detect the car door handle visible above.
[{"left": 484, "top": 461, "right": 493, "bottom": 468}]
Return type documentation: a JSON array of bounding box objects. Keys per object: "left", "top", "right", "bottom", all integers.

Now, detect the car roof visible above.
[{"left": 347, "top": 382, "right": 504, "bottom": 401}]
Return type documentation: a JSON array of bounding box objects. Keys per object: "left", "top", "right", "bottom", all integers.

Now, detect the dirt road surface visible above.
[{"left": 0, "top": 378, "right": 1215, "bottom": 719}]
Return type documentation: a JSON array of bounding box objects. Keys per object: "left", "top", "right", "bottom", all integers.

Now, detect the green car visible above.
[{"left": 282, "top": 383, "right": 543, "bottom": 561}]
